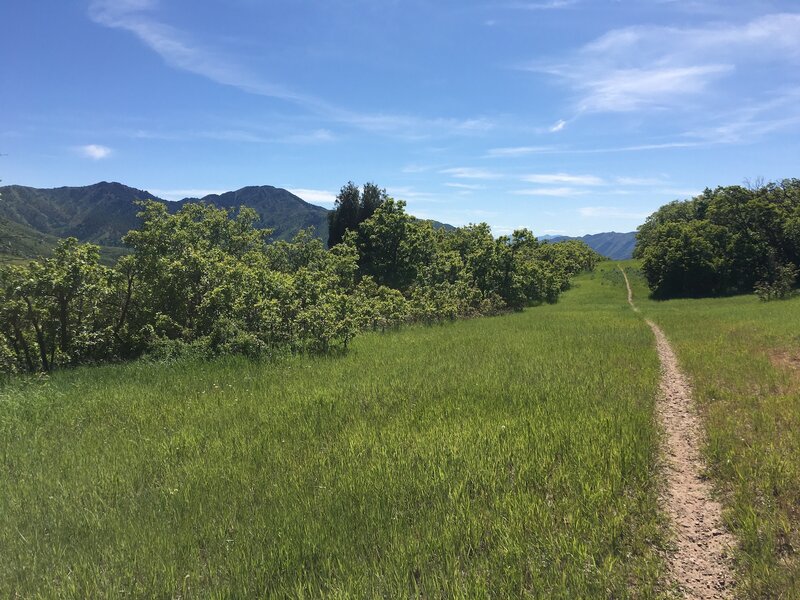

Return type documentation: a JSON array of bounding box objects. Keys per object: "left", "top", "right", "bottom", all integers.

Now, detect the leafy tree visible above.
[
  {"left": 640, "top": 221, "right": 730, "bottom": 297},
  {"left": 0, "top": 238, "right": 116, "bottom": 371},
  {"left": 355, "top": 199, "right": 435, "bottom": 290}
]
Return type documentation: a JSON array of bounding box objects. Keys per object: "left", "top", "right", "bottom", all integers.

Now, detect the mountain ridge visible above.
[
  {"left": 0, "top": 182, "right": 330, "bottom": 262},
  {"left": 548, "top": 231, "right": 637, "bottom": 260}
]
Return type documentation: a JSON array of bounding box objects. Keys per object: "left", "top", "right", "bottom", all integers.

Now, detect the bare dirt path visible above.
[{"left": 619, "top": 268, "right": 735, "bottom": 599}]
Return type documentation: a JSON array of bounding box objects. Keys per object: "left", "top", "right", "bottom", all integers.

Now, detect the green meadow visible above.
[
  {"left": 619, "top": 262, "right": 800, "bottom": 598},
  {"left": 1, "top": 265, "right": 668, "bottom": 598},
  {"left": 6, "top": 259, "right": 799, "bottom": 598}
]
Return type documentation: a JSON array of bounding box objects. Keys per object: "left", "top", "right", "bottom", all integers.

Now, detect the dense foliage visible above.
[
  {"left": 1, "top": 194, "right": 600, "bottom": 374},
  {"left": 635, "top": 179, "right": 800, "bottom": 298}
]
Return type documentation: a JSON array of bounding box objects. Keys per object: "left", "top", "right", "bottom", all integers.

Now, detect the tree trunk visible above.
[{"left": 24, "top": 297, "right": 50, "bottom": 372}]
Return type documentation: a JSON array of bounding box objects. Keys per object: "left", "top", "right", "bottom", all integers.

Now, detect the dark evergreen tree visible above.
[
  {"left": 327, "top": 182, "right": 361, "bottom": 248},
  {"left": 328, "top": 182, "right": 387, "bottom": 248}
]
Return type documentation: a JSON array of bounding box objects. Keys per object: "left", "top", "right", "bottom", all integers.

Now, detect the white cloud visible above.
[
  {"left": 288, "top": 188, "right": 337, "bottom": 205},
  {"left": 549, "top": 119, "right": 567, "bottom": 132},
  {"left": 78, "top": 144, "right": 112, "bottom": 159},
  {"left": 512, "top": 187, "right": 586, "bottom": 197},
  {"left": 522, "top": 173, "right": 604, "bottom": 186},
  {"left": 440, "top": 167, "right": 503, "bottom": 179}
]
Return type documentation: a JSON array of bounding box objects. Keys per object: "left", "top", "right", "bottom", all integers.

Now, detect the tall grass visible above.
[
  {"left": 621, "top": 261, "right": 800, "bottom": 597},
  {"left": 1, "top": 269, "right": 667, "bottom": 598}
]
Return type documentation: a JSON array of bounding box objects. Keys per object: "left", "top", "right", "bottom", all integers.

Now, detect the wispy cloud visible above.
[
  {"left": 558, "top": 141, "right": 709, "bottom": 153},
  {"left": 529, "top": 13, "right": 800, "bottom": 114},
  {"left": 576, "top": 65, "right": 733, "bottom": 113},
  {"left": 522, "top": 173, "right": 603, "bottom": 186},
  {"left": 505, "top": 0, "right": 579, "bottom": 10},
  {"left": 485, "top": 146, "right": 552, "bottom": 157},
  {"left": 440, "top": 167, "right": 503, "bottom": 179},
  {"left": 445, "top": 182, "right": 484, "bottom": 190},
  {"left": 87, "top": 0, "right": 492, "bottom": 140},
  {"left": 549, "top": 119, "right": 567, "bottom": 132},
  {"left": 77, "top": 144, "right": 112, "bottom": 159},
  {"left": 126, "top": 125, "right": 337, "bottom": 145},
  {"left": 88, "top": 0, "right": 313, "bottom": 106},
  {"left": 512, "top": 187, "right": 586, "bottom": 197},
  {"left": 387, "top": 186, "right": 447, "bottom": 202}
]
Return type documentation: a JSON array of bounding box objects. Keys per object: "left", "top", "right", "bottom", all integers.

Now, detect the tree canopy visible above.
[{"left": 635, "top": 179, "right": 800, "bottom": 298}]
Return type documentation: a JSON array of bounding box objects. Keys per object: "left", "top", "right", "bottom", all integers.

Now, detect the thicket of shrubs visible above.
[
  {"left": 635, "top": 179, "right": 800, "bottom": 298},
  {"left": 0, "top": 190, "right": 600, "bottom": 375}
]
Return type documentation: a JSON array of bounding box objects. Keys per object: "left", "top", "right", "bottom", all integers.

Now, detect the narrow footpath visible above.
[{"left": 619, "top": 268, "right": 734, "bottom": 599}]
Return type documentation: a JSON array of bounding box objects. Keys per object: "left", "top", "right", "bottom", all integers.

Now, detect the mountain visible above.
[
  {"left": 548, "top": 232, "right": 637, "bottom": 260},
  {"left": 0, "top": 182, "right": 330, "bottom": 262}
]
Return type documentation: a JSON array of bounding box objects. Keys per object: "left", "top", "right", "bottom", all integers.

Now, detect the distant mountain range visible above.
[
  {"left": 0, "top": 182, "right": 330, "bottom": 263},
  {"left": 0, "top": 181, "right": 637, "bottom": 263},
  {"left": 545, "top": 232, "right": 637, "bottom": 260}
]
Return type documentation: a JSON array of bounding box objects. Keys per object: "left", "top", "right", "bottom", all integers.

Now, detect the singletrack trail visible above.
[{"left": 619, "top": 268, "right": 734, "bottom": 599}]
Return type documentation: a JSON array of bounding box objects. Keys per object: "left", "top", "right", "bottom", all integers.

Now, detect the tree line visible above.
[
  {"left": 0, "top": 183, "right": 600, "bottom": 375},
  {"left": 635, "top": 179, "right": 800, "bottom": 298}
]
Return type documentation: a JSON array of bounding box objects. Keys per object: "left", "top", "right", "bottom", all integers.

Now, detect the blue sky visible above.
[{"left": 2, "top": 0, "right": 800, "bottom": 235}]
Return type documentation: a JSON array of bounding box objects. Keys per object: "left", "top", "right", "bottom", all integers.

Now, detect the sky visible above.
[{"left": 2, "top": 0, "right": 800, "bottom": 236}]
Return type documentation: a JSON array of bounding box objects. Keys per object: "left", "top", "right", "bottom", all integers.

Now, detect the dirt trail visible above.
[{"left": 619, "top": 268, "right": 734, "bottom": 599}]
